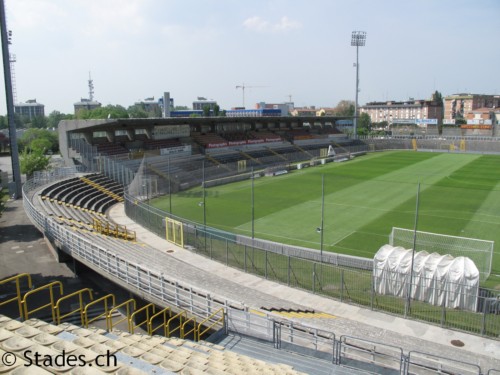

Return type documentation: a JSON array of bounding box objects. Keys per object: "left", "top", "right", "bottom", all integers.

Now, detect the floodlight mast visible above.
[
  {"left": 351, "top": 31, "right": 366, "bottom": 140},
  {"left": 0, "top": 0, "right": 22, "bottom": 199}
]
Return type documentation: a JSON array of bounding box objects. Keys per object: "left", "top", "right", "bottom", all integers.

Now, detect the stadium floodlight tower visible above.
[{"left": 351, "top": 30, "right": 366, "bottom": 139}]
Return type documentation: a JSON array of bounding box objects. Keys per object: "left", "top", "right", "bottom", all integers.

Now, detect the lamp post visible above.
[
  {"left": 351, "top": 31, "right": 367, "bottom": 140},
  {"left": 0, "top": 0, "right": 22, "bottom": 198}
]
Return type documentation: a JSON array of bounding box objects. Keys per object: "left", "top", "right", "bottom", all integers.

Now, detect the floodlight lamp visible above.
[{"left": 351, "top": 31, "right": 367, "bottom": 46}]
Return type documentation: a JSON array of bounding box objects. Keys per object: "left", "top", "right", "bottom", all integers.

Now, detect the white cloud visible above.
[
  {"left": 243, "top": 16, "right": 270, "bottom": 32},
  {"left": 243, "top": 15, "right": 301, "bottom": 33},
  {"left": 273, "top": 16, "right": 301, "bottom": 32}
]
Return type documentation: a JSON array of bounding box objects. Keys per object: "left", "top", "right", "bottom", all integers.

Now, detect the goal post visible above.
[
  {"left": 389, "top": 227, "right": 493, "bottom": 282},
  {"left": 166, "top": 217, "right": 184, "bottom": 248}
]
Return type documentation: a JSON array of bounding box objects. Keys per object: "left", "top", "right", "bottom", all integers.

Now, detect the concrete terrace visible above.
[{"left": 107, "top": 202, "right": 500, "bottom": 371}]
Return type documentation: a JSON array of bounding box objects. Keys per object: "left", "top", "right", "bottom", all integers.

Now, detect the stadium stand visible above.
[{"left": 0, "top": 313, "right": 311, "bottom": 374}]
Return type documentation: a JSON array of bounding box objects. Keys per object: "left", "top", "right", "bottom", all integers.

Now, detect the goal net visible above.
[{"left": 389, "top": 227, "right": 493, "bottom": 282}]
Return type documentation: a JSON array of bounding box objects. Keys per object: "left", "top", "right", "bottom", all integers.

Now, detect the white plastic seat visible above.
[
  {"left": 160, "top": 358, "right": 185, "bottom": 372},
  {"left": 32, "top": 332, "right": 59, "bottom": 346},
  {"left": 51, "top": 340, "right": 79, "bottom": 353},
  {"left": 14, "top": 325, "right": 43, "bottom": 338},
  {"left": 139, "top": 351, "right": 164, "bottom": 365}
]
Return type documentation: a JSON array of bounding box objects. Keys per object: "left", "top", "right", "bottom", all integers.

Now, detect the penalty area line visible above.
[{"left": 330, "top": 230, "right": 356, "bottom": 247}]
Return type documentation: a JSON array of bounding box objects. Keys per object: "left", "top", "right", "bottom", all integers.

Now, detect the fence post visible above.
[
  {"left": 340, "top": 269, "right": 344, "bottom": 302},
  {"left": 226, "top": 239, "right": 229, "bottom": 266},
  {"left": 265, "top": 251, "right": 268, "bottom": 279},
  {"left": 313, "top": 263, "right": 316, "bottom": 294},
  {"left": 481, "top": 294, "right": 487, "bottom": 336},
  {"left": 370, "top": 274, "right": 374, "bottom": 310},
  {"left": 441, "top": 289, "right": 447, "bottom": 328},
  {"left": 244, "top": 245, "right": 247, "bottom": 272},
  {"left": 288, "top": 256, "right": 291, "bottom": 286}
]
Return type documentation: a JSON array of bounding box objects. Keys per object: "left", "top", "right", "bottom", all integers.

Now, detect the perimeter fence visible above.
[
  {"left": 74, "top": 136, "right": 500, "bottom": 338},
  {"left": 124, "top": 193, "right": 500, "bottom": 338}
]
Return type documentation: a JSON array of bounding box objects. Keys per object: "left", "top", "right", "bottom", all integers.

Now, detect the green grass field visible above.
[{"left": 152, "top": 151, "right": 500, "bottom": 288}]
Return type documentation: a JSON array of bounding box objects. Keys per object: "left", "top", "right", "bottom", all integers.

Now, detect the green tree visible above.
[
  {"left": 47, "top": 111, "right": 73, "bottom": 129},
  {"left": 358, "top": 112, "right": 371, "bottom": 135},
  {"left": 20, "top": 147, "right": 50, "bottom": 178},
  {"left": 432, "top": 90, "right": 444, "bottom": 107},
  {"left": 335, "top": 100, "right": 355, "bottom": 116},
  {"left": 28, "top": 115, "right": 48, "bottom": 129},
  {"left": 0, "top": 115, "right": 7, "bottom": 129},
  {"left": 202, "top": 105, "right": 211, "bottom": 117},
  {"left": 19, "top": 128, "right": 58, "bottom": 153},
  {"left": 76, "top": 104, "right": 129, "bottom": 119},
  {"left": 127, "top": 104, "right": 149, "bottom": 118},
  {"left": 213, "top": 104, "right": 220, "bottom": 117}
]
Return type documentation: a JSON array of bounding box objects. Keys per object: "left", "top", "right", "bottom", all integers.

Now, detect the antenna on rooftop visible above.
[{"left": 88, "top": 71, "right": 94, "bottom": 101}]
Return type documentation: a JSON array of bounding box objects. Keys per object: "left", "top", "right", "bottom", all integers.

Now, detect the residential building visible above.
[
  {"left": 255, "top": 102, "right": 292, "bottom": 116},
  {"left": 74, "top": 98, "right": 101, "bottom": 115},
  {"left": 14, "top": 99, "right": 45, "bottom": 120},
  {"left": 290, "top": 107, "right": 317, "bottom": 117},
  {"left": 193, "top": 97, "right": 218, "bottom": 111},
  {"left": 460, "top": 107, "right": 497, "bottom": 136},
  {"left": 360, "top": 97, "right": 443, "bottom": 125},
  {"left": 134, "top": 97, "right": 161, "bottom": 116},
  {"left": 444, "top": 94, "right": 500, "bottom": 121}
]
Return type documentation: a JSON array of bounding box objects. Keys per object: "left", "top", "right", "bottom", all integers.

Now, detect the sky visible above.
[{"left": 0, "top": 0, "right": 499, "bottom": 115}]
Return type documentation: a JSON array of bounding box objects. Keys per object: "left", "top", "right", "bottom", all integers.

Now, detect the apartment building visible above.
[
  {"left": 360, "top": 97, "right": 443, "bottom": 125},
  {"left": 443, "top": 94, "right": 500, "bottom": 120},
  {"left": 14, "top": 99, "right": 45, "bottom": 120}
]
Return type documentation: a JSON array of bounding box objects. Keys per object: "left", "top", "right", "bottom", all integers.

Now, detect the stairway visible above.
[{"left": 216, "top": 333, "right": 362, "bottom": 375}]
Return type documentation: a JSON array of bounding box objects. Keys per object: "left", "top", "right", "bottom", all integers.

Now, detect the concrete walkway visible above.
[{"left": 108, "top": 203, "right": 500, "bottom": 371}]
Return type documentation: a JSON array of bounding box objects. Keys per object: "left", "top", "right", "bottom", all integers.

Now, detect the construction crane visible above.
[{"left": 235, "top": 83, "right": 267, "bottom": 108}]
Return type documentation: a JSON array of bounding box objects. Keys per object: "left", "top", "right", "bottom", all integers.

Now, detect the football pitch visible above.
[{"left": 152, "top": 151, "right": 500, "bottom": 286}]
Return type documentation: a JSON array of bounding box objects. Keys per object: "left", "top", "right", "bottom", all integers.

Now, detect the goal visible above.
[{"left": 389, "top": 227, "right": 494, "bottom": 281}]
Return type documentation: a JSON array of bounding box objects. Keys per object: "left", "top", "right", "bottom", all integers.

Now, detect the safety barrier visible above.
[
  {"left": 166, "top": 310, "right": 186, "bottom": 338},
  {"left": 55, "top": 288, "right": 93, "bottom": 325},
  {"left": 181, "top": 316, "right": 197, "bottom": 340},
  {"left": 21, "top": 169, "right": 500, "bottom": 373},
  {"left": 107, "top": 298, "right": 136, "bottom": 332},
  {"left": 148, "top": 307, "right": 171, "bottom": 336},
  {"left": 21, "top": 281, "right": 64, "bottom": 322},
  {"left": 129, "top": 303, "right": 155, "bottom": 334},
  {"left": 84, "top": 294, "right": 115, "bottom": 328},
  {"left": 92, "top": 218, "right": 136, "bottom": 241},
  {"left": 197, "top": 307, "right": 225, "bottom": 341},
  {"left": 0, "top": 273, "right": 32, "bottom": 319}
]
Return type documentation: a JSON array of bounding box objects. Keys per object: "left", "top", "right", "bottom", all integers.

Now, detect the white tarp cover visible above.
[{"left": 373, "top": 245, "right": 479, "bottom": 311}]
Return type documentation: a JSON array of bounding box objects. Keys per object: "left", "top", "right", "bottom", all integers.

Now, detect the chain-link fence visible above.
[
  {"left": 74, "top": 136, "right": 500, "bottom": 338},
  {"left": 124, "top": 193, "right": 500, "bottom": 338}
]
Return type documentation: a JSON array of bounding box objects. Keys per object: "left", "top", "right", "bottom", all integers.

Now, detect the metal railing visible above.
[{"left": 21, "top": 166, "right": 500, "bottom": 374}]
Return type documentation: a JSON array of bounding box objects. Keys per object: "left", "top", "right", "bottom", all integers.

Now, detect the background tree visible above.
[
  {"left": 334, "top": 100, "right": 355, "bottom": 116},
  {"left": 127, "top": 104, "right": 149, "bottom": 118},
  {"left": 202, "top": 105, "right": 211, "bottom": 117},
  {"left": 47, "top": 111, "right": 73, "bottom": 129},
  {"left": 213, "top": 104, "right": 220, "bottom": 117},
  {"left": 19, "top": 128, "right": 58, "bottom": 153},
  {"left": 20, "top": 147, "right": 50, "bottom": 178},
  {"left": 76, "top": 104, "right": 129, "bottom": 119},
  {"left": 432, "top": 90, "right": 444, "bottom": 107},
  {"left": 27, "top": 115, "right": 48, "bottom": 129},
  {"left": 357, "top": 112, "right": 371, "bottom": 135},
  {"left": 0, "top": 115, "right": 7, "bottom": 129}
]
